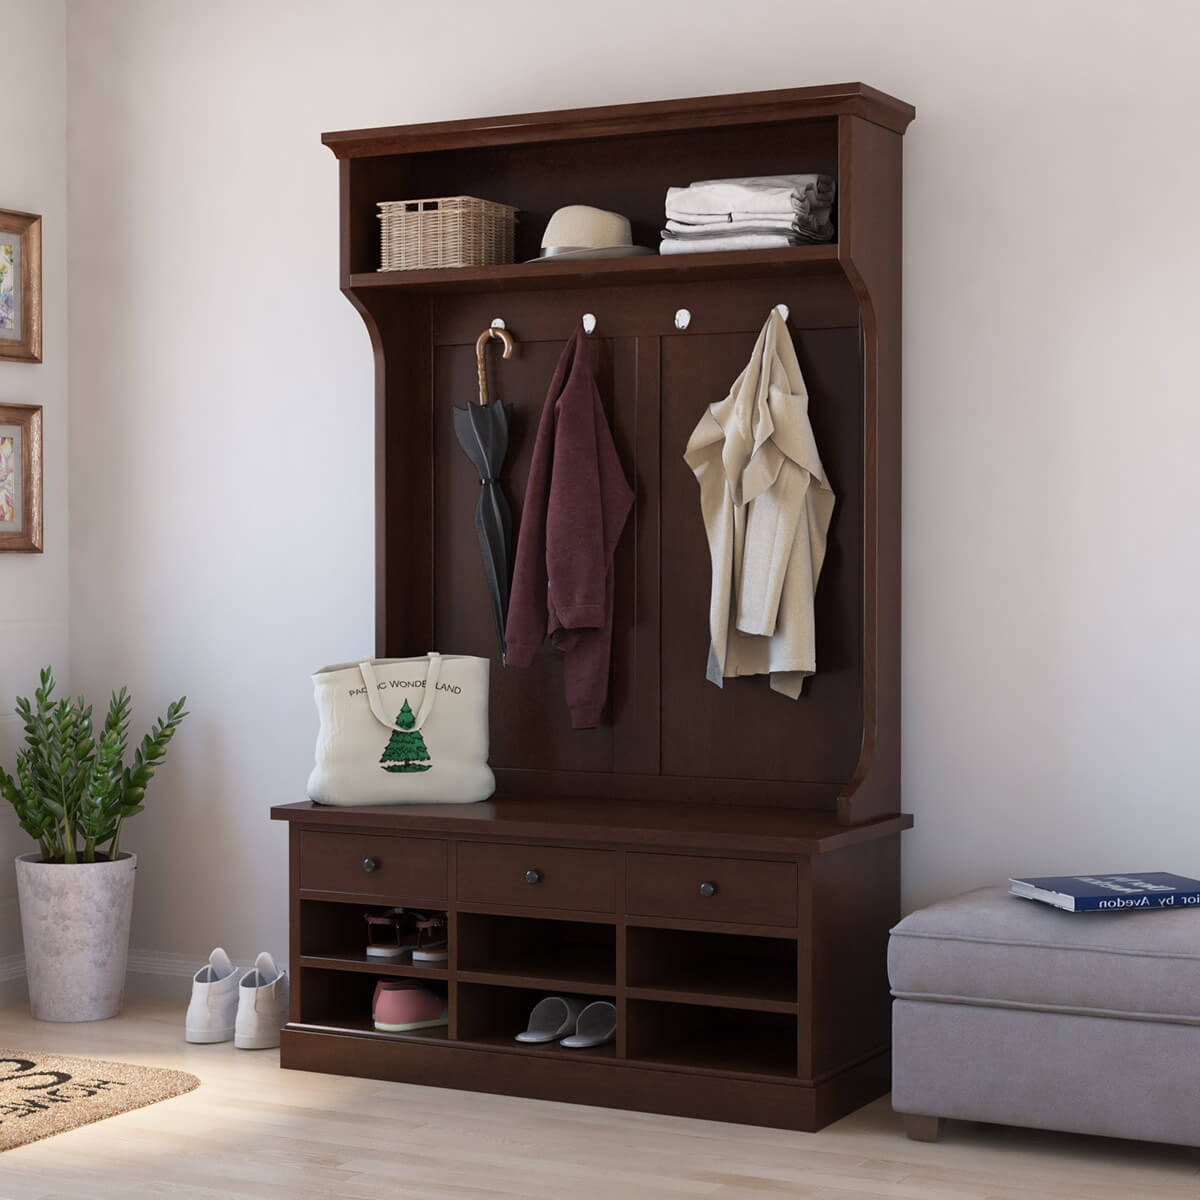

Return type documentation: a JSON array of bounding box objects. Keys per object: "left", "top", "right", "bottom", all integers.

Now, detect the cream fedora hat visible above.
[{"left": 529, "top": 205, "right": 655, "bottom": 262}]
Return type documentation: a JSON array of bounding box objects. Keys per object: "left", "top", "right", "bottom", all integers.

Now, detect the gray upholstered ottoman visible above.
[{"left": 889, "top": 886, "right": 1200, "bottom": 1147}]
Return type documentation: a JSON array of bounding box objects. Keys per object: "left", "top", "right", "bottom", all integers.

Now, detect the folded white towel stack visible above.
[{"left": 661, "top": 173, "right": 835, "bottom": 254}]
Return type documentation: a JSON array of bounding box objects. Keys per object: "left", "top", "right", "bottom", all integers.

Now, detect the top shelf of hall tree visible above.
[{"left": 322, "top": 83, "right": 915, "bottom": 282}]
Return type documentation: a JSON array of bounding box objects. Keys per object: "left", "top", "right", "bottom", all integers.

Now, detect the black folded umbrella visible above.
[{"left": 453, "top": 329, "right": 516, "bottom": 656}]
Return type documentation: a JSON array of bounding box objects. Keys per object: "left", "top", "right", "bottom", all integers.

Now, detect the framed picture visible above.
[
  {"left": 0, "top": 403, "right": 43, "bottom": 553},
  {"left": 0, "top": 209, "right": 42, "bottom": 364}
]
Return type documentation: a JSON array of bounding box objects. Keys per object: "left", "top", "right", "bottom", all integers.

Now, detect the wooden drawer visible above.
[
  {"left": 457, "top": 841, "right": 617, "bottom": 913},
  {"left": 299, "top": 831, "right": 447, "bottom": 899},
  {"left": 626, "top": 853, "right": 797, "bottom": 927}
]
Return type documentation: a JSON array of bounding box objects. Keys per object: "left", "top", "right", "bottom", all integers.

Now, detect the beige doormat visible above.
[{"left": 0, "top": 1049, "right": 199, "bottom": 1152}]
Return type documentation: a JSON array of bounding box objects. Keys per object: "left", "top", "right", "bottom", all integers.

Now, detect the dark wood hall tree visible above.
[{"left": 274, "top": 82, "right": 915, "bottom": 1132}]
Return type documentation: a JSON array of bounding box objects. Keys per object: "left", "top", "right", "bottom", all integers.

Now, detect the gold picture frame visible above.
[
  {"left": 0, "top": 209, "right": 43, "bottom": 364},
  {"left": 0, "top": 403, "right": 43, "bottom": 553}
]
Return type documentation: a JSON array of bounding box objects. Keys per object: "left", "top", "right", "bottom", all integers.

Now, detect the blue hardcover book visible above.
[{"left": 1009, "top": 873, "right": 1200, "bottom": 912}]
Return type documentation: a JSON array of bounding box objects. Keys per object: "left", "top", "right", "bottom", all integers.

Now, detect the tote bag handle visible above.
[{"left": 359, "top": 653, "right": 443, "bottom": 733}]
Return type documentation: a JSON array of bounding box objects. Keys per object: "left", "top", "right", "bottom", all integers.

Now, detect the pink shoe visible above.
[{"left": 372, "top": 981, "right": 448, "bottom": 1032}]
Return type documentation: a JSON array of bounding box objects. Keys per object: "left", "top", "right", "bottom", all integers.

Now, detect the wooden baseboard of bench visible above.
[{"left": 281, "top": 1025, "right": 890, "bottom": 1133}]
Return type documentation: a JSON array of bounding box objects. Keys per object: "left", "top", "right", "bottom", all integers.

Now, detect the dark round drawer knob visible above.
[
  {"left": 362, "top": 857, "right": 378, "bottom": 873},
  {"left": 525, "top": 869, "right": 542, "bottom": 885},
  {"left": 699, "top": 881, "right": 717, "bottom": 898}
]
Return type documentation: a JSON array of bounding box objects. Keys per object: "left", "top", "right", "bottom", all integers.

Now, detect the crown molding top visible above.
[{"left": 321, "top": 82, "right": 916, "bottom": 159}]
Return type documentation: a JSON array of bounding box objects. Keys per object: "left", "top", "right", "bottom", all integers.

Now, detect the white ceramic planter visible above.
[{"left": 15, "top": 852, "right": 137, "bottom": 1022}]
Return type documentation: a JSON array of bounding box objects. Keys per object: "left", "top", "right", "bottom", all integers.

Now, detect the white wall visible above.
[
  {"left": 0, "top": 0, "right": 67, "bottom": 1003},
  {"left": 60, "top": 0, "right": 1200, "bottom": 987}
]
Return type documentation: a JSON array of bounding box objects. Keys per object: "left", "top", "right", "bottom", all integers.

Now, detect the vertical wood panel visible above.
[
  {"left": 796, "top": 855, "right": 814, "bottom": 1082},
  {"left": 835, "top": 114, "right": 903, "bottom": 824},
  {"left": 288, "top": 825, "right": 301, "bottom": 1023},
  {"left": 446, "top": 838, "right": 459, "bottom": 1040},
  {"left": 808, "top": 836, "right": 900, "bottom": 1080}
]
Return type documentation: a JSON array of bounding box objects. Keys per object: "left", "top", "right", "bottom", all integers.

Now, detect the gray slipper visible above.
[
  {"left": 559, "top": 1000, "right": 616, "bottom": 1049},
  {"left": 515, "top": 996, "right": 584, "bottom": 1044}
]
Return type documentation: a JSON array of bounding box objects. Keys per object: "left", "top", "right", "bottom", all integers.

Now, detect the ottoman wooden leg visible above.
[{"left": 903, "top": 1114, "right": 944, "bottom": 1142}]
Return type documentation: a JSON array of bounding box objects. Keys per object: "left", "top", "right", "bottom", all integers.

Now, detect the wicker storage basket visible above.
[{"left": 378, "top": 196, "right": 518, "bottom": 271}]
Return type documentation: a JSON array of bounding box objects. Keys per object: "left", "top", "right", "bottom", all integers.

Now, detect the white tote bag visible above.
[{"left": 307, "top": 653, "right": 495, "bottom": 806}]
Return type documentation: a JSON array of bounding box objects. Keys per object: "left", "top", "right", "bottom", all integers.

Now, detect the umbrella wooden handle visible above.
[{"left": 475, "top": 327, "right": 515, "bottom": 406}]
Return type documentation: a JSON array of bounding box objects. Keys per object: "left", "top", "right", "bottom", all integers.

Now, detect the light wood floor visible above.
[{"left": 0, "top": 999, "right": 1197, "bottom": 1199}]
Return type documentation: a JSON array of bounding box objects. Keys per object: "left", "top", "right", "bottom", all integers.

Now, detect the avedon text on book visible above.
[{"left": 1077, "top": 875, "right": 1200, "bottom": 909}]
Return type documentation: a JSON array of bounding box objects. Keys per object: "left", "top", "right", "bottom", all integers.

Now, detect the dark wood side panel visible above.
[
  {"left": 288, "top": 825, "right": 302, "bottom": 1023},
  {"left": 835, "top": 114, "right": 903, "bottom": 824},
  {"left": 804, "top": 834, "right": 900, "bottom": 1081}
]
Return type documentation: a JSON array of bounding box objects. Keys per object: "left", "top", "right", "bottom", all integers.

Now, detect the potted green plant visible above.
[{"left": 0, "top": 668, "right": 186, "bottom": 1022}]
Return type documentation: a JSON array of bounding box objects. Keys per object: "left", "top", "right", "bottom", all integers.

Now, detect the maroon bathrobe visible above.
[{"left": 504, "top": 325, "right": 634, "bottom": 728}]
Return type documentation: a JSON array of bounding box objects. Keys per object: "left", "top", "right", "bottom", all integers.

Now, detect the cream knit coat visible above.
[{"left": 684, "top": 309, "right": 835, "bottom": 699}]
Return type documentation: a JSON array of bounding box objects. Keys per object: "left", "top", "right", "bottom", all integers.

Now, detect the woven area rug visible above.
[{"left": 0, "top": 1049, "right": 199, "bottom": 1152}]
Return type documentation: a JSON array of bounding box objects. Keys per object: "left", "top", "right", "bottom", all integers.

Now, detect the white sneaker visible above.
[
  {"left": 234, "top": 952, "right": 289, "bottom": 1050},
  {"left": 185, "top": 947, "right": 239, "bottom": 1043}
]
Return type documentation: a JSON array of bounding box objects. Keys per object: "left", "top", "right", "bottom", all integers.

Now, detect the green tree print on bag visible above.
[{"left": 379, "top": 699, "right": 432, "bottom": 773}]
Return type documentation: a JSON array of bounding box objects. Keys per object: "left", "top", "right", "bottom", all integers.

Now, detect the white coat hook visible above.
[
  {"left": 490, "top": 317, "right": 506, "bottom": 330},
  {"left": 582, "top": 313, "right": 597, "bottom": 335},
  {"left": 774, "top": 303, "right": 789, "bottom": 322},
  {"left": 674, "top": 308, "right": 692, "bottom": 331}
]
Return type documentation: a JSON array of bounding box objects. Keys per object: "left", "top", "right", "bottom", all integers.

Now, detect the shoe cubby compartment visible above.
[
  {"left": 457, "top": 983, "right": 616, "bottom": 1058},
  {"left": 626, "top": 927, "right": 798, "bottom": 1011},
  {"left": 296, "top": 967, "right": 450, "bottom": 1040},
  {"left": 456, "top": 912, "right": 616, "bottom": 991},
  {"left": 297, "top": 899, "right": 449, "bottom": 979},
  {"left": 627, "top": 999, "right": 796, "bottom": 1078}
]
